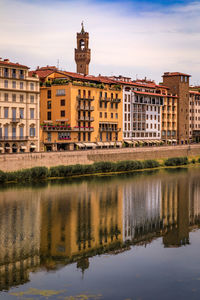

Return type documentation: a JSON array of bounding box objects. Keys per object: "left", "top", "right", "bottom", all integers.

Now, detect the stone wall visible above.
[{"left": 1, "top": 144, "right": 200, "bottom": 172}]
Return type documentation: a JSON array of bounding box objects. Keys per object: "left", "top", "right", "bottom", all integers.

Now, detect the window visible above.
[
  {"left": 19, "top": 70, "right": 24, "bottom": 79},
  {"left": 20, "top": 95, "right": 24, "bottom": 102},
  {"left": 20, "top": 127, "right": 24, "bottom": 138},
  {"left": 20, "top": 108, "right": 24, "bottom": 119},
  {"left": 47, "top": 101, "right": 51, "bottom": 109},
  {"left": 100, "top": 101, "right": 102, "bottom": 108},
  {"left": 20, "top": 82, "right": 23, "bottom": 89},
  {"left": 47, "top": 90, "right": 51, "bottom": 99},
  {"left": 12, "top": 108, "right": 16, "bottom": 119},
  {"left": 115, "top": 103, "right": 118, "bottom": 109},
  {"left": 30, "top": 95, "right": 34, "bottom": 103},
  {"left": 60, "top": 99, "right": 65, "bottom": 106},
  {"left": 4, "top": 68, "right": 8, "bottom": 78},
  {"left": 100, "top": 112, "right": 102, "bottom": 118},
  {"left": 111, "top": 113, "right": 113, "bottom": 118},
  {"left": 115, "top": 113, "right": 118, "bottom": 119},
  {"left": 4, "top": 93, "right": 8, "bottom": 101},
  {"left": 104, "top": 102, "right": 107, "bottom": 108},
  {"left": 12, "top": 69, "right": 16, "bottom": 78},
  {"left": 4, "top": 80, "right": 8, "bottom": 88},
  {"left": 4, "top": 107, "right": 8, "bottom": 118},
  {"left": 30, "top": 127, "right": 35, "bottom": 137},
  {"left": 12, "top": 81, "right": 16, "bottom": 89},
  {"left": 111, "top": 103, "right": 113, "bottom": 109},
  {"left": 61, "top": 110, "right": 65, "bottom": 117},
  {"left": 4, "top": 126, "right": 8, "bottom": 137},
  {"left": 12, "top": 94, "right": 16, "bottom": 102},
  {"left": 56, "top": 89, "right": 65, "bottom": 96},
  {"left": 30, "top": 108, "right": 34, "bottom": 119},
  {"left": 12, "top": 126, "right": 16, "bottom": 138},
  {"left": 105, "top": 112, "right": 107, "bottom": 118},
  {"left": 30, "top": 82, "right": 34, "bottom": 90}
]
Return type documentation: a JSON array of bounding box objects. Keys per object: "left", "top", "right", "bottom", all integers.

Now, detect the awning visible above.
[
  {"left": 97, "top": 142, "right": 104, "bottom": 146},
  {"left": 20, "top": 146, "right": 27, "bottom": 150},
  {"left": 110, "top": 142, "right": 115, "bottom": 146},
  {"left": 83, "top": 143, "right": 96, "bottom": 148},
  {"left": 116, "top": 142, "right": 122, "bottom": 146},
  {"left": 5, "top": 147, "right": 10, "bottom": 149},
  {"left": 104, "top": 142, "right": 110, "bottom": 146},
  {"left": 30, "top": 145, "right": 36, "bottom": 148},
  {"left": 0, "top": 147, "right": 3, "bottom": 150},
  {"left": 172, "top": 139, "right": 177, "bottom": 142},
  {"left": 76, "top": 143, "right": 85, "bottom": 148},
  {"left": 124, "top": 140, "right": 133, "bottom": 145},
  {"left": 12, "top": 145, "right": 18, "bottom": 149}
]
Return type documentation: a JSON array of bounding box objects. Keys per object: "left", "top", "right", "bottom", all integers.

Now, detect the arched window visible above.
[{"left": 79, "top": 39, "right": 85, "bottom": 50}]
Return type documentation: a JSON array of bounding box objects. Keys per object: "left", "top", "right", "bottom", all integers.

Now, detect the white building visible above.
[{"left": 0, "top": 58, "right": 40, "bottom": 153}]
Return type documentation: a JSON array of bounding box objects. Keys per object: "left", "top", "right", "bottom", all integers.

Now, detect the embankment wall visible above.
[{"left": 0, "top": 145, "right": 200, "bottom": 172}]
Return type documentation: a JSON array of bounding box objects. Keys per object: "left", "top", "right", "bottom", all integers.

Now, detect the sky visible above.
[{"left": 0, "top": 0, "right": 200, "bottom": 84}]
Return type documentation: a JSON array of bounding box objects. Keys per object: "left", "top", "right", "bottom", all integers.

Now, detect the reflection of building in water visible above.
[
  {"left": 0, "top": 190, "right": 41, "bottom": 290},
  {"left": 40, "top": 181, "right": 123, "bottom": 270},
  {"left": 189, "top": 177, "right": 200, "bottom": 225},
  {"left": 163, "top": 177, "right": 189, "bottom": 247},
  {"left": 123, "top": 178, "right": 162, "bottom": 241},
  {"left": 123, "top": 174, "right": 192, "bottom": 247}
]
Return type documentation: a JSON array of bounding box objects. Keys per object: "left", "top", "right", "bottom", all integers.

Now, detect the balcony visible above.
[
  {"left": 77, "top": 105, "right": 94, "bottom": 111},
  {"left": 73, "top": 127, "right": 94, "bottom": 132},
  {"left": 77, "top": 116, "right": 94, "bottom": 122},
  {"left": 99, "top": 127, "right": 121, "bottom": 132},
  {"left": 42, "top": 126, "right": 72, "bottom": 131},
  {"left": 99, "top": 97, "right": 111, "bottom": 102},
  {"left": 11, "top": 118, "right": 21, "bottom": 123},
  {"left": 77, "top": 96, "right": 94, "bottom": 101},
  {"left": 110, "top": 98, "right": 121, "bottom": 103},
  {"left": 0, "top": 136, "right": 28, "bottom": 141}
]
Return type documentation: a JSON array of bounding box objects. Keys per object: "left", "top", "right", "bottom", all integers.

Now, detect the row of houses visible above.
[{"left": 0, "top": 25, "right": 200, "bottom": 153}]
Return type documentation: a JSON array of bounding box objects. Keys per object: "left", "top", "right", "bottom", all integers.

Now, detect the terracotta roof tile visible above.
[
  {"left": 0, "top": 60, "right": 29, "bottom": 69},
  {"left": 162, "top": 72, "right": 191, "bottom": 77}
]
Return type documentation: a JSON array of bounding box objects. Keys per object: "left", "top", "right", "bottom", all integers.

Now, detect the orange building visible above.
[{"left": 31, "top": 67, "right": 123, "bottom": 151}]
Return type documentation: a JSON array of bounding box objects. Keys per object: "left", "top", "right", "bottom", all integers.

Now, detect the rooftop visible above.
[{"left": 0, "top": 58, "right": 29, "bottom": 69}]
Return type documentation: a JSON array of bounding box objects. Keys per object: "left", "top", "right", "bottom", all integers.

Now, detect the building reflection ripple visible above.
[{"left": 0, "top": 170, "right": 200, "bottom": 291}]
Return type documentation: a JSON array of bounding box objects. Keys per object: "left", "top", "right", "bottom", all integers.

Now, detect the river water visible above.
[{"left": 0, "top": 168, "right": 200, "bottom": 300}]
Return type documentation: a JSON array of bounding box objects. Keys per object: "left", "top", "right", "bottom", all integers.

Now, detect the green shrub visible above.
[
  {"left": 71, "top": 164, "right": 84, "bottom": 175},
  {"left": 164, "top": 157, "right": 188, "bottom": 166},
  {"left": 93, "top": 161, "right": 115, "bottom": 173},
  {"left": 143, "top": 160, "right": 160, "bottom": 169},
  {"left": 198, "top": 158, "right": 200, "bottom": 163},
  {"left": 30, "top": 167, "right": 48, "bottom": 180},
  {"left": 191, "top": 158, "right": 196, "bottom": 164},
  {"left": 0, "top": 170, "right": 6, "bottom": 183}
]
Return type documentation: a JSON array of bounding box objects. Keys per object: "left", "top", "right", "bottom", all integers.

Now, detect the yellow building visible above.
[
  {"left": 40, "top": 180, "right": 123, "bottom": 269},
  {"left": 32, "top": 67, "right": 123, "bottom": 151},
  {"left": 161, "top": 92, "right": 178, "bottom": 144}
]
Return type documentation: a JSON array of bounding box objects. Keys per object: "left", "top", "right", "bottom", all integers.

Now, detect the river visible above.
[{"left": 0, "top": 168, "right": 200, "bottom": 300}]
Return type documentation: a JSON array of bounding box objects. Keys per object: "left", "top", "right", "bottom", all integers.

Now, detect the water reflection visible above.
[{"left": 0, "top": 170, "right": 200, "bottom": 292}]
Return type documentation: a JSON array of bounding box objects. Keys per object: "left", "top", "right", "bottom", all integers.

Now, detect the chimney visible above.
[{"left": 4, "top": 59, "right": 9, "bottom": 62}]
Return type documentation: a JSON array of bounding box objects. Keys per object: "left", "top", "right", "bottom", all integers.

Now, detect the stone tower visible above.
[
  {"left": 75, "top": 22, "right": 91, "bottom": 75},
  {"left": 162, "top": 72, "right": 190, "bottom": 144}
]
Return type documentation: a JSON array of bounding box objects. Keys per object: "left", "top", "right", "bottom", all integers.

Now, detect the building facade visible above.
[
  {"left": 33, "top": 67, "right": 123, "bottom": 151},
  {"left": 189, "top": 90, "right": 200, "bottom": 142},
  {"left": 0, "top": 59, "right": 40, "bottom": 153},
  {"left": 162, "top": 72, "right": 190, "bottom": 144}
]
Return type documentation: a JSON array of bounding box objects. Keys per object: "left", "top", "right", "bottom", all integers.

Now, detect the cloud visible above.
[{"left": 0, "top": 0, "right": 199, "bottom": 84}]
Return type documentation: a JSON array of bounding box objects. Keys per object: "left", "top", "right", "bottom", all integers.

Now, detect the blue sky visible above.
[{"left": 0, "top": 0, "right": 200, "bottom": 84}]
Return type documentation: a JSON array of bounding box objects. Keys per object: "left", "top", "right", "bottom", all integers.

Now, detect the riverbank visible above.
[
  {"left": 1, "top": 144, "right": 200, "bottom": 172},
  {"left": 0, "top": 156, "right": 199, "bottom": 184}
]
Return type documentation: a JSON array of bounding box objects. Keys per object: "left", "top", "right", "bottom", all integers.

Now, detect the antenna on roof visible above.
[{"left": 57, "top": 59, "right": 60, "bottom": 70}]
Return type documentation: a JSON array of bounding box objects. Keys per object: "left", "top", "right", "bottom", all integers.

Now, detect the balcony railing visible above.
[
  {"left": 99, "top": 128, "right": 120, "bottom": 132},
  {"left": 77, "top": 96, "right": 94, "bottom": 101},
  {"left": 73, "top": 127, "right": 94, "bottom": 132},
  {"left": 99, "top": 97, "right": 111, "bottom": 102},
  {"left": 42, "top": 126, "right": 72, "bottom": 131},
  {"left": 0, "top": 136, "right": 28, "bottom": 141},
  {"left": 77, "top": 116, "right": 94, "bottom": 122},
  {"left": 11, "top": 118, "right": 21, "bottom": 123},
  {"left": 110, "top": 98, "right": 121, "bottom": 103},
  {"left": 77, "top": 105, "right": 94, "bottom": 111}
]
